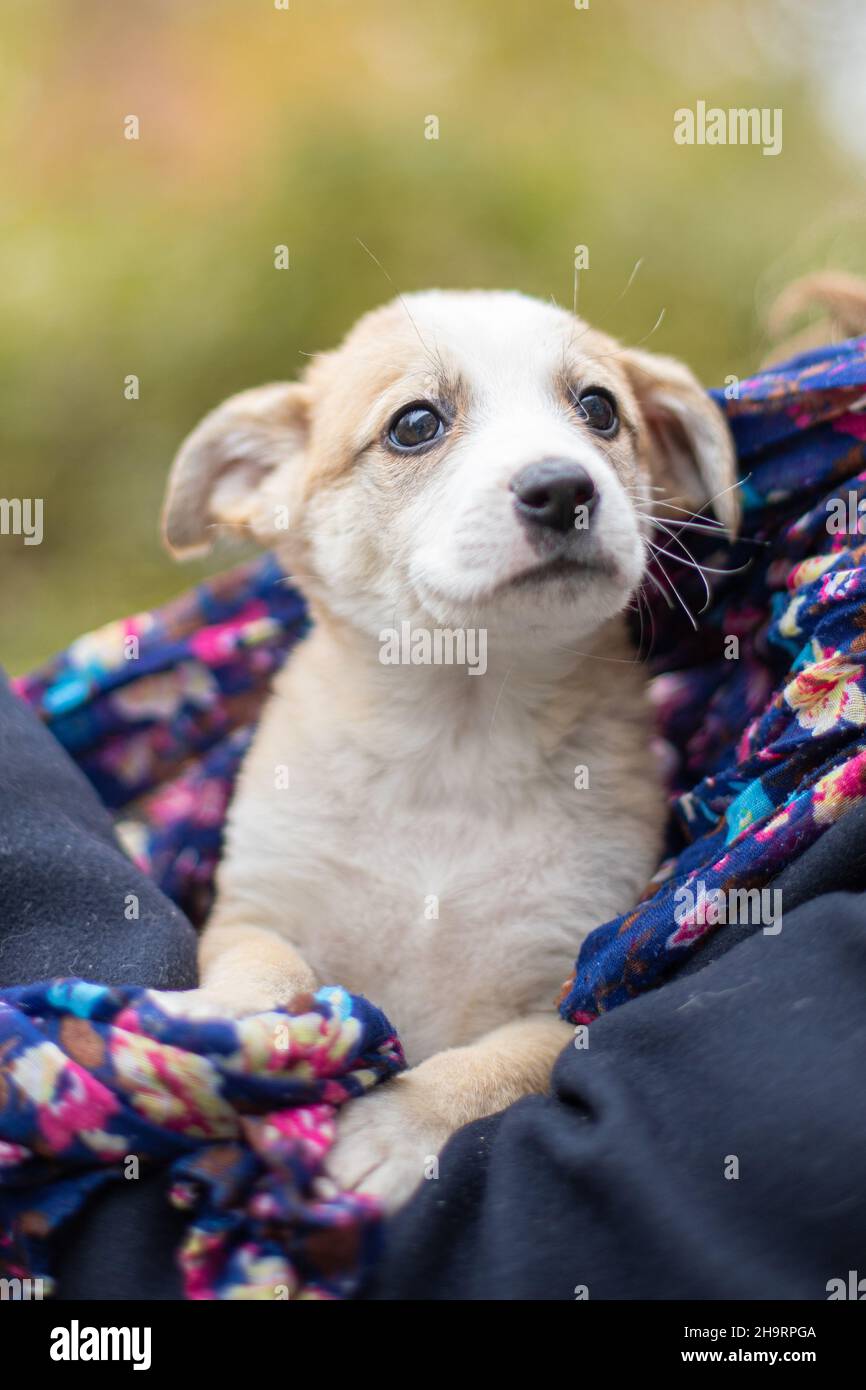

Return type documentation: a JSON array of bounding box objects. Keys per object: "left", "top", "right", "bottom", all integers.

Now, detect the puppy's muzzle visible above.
[{"left": 510, "top": 459, "right": 597, "bottom": 536}]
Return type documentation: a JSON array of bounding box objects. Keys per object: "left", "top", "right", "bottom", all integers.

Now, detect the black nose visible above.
[{"left": 510, "top": 459, "right": 597, "bottom": 535}]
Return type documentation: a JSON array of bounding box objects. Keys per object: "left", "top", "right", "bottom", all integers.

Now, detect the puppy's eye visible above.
[
  {"left": 388, "top": 404, "right": 445, "bottom": 451},
  {"left": 574, "top": 388, "right": 619, "bottom": 437}
]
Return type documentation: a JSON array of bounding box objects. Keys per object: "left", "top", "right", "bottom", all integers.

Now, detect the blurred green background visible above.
[{"left": 2, "top": 0, "right": 865, "bottom": 672}]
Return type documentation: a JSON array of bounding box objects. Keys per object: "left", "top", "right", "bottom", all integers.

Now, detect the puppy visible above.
[{"left": 161, "top": 290, "right": 738, "bottom": 1211}]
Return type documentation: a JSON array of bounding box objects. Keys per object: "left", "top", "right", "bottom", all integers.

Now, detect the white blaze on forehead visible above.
[
  {"left": 404, "top": 290, "right": 577, "bottom": 405},
  {"left": 399, "top": 290, "right": 615, "bottom": 487}
]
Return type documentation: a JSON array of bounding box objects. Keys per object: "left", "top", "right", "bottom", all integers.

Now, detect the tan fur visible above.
[
  {"left": 197, "top": 925, "right": 316, "bottom": 1014},
  {"left": 763, "top": 272, "right": 866, "bottom": 366},
  {"left": 158, "top": 289, "right": 737, "bottom": 1211}
]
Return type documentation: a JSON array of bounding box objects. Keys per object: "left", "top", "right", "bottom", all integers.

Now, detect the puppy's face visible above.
[{"left": 164, "top": 291, "right": 737, "bottom": 643}]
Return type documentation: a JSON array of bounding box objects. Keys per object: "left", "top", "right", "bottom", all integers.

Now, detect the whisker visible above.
[
  {"left": 487, "top": 663, "right": 514, "bottom": 737},
  {"left": 647, "top": 550, "right": 699, "bottom": 630},
  {"left": 643, "top": 567, "right": 675, "bottom": 610},
  {"left": 355, "top": 238, "right": 441, "bottom": 373},
  {"left": 616, "top": 257, "right": 644, "bottom": 303},
  {"left": 585, "top": 307, "right": 666, "bottom": 361},
  {"left": 640, "top": 306, "right": 666, "bottom": 344},
  {"left": 646, "top": 525, "right": 711, "bottom": 613},
  {"left": 692, "top": 473, "right": 751, "bottom": 521},
  {"left": 628, "top": 582, "right": 646, "bottom": 657},
  {"left": 626, "top": 494, "right": 768, "bottom": 549},
  {"left": 623, "top": 487, "right": 726, "bottom": 518},
  {"left": 648, "top": 539, "right": 751, "bottom": 578},
  {"left": 624, "top": 489, "right": 725, "bottom": 523},
  {"left": 632, "top": 578, "right": 657, "bottom": 659},
  {"left": 642, "top": 517, "right": 733, "bottom": 538},
  {"left": 545, "top": 640, "right": 645, "bottom": 666}
]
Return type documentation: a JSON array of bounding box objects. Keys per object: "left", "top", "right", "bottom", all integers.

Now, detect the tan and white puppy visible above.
[{"left": 161, "top": 290, "right": 737, "bottom": 1211}]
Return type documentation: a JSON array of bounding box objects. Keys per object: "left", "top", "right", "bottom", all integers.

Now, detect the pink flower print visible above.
[
  {"left": 10, "top": 1043, "right": 119, "bottom": 1154},
  {"left": 784, "top": 657, "right": 866, "bottom": 736}
]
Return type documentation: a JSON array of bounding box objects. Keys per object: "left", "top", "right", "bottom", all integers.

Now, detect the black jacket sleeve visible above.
[{"left": 0, "top": 668, "right": 197, "bottom": 991}]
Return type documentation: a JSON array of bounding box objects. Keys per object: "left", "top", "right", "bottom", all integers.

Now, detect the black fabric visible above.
[
  {"left": 52, "top": 1173, "right": 189, "bottom": 1300},
  {"left": 0, "top": 668, "right": 195, "bottom": 1298},
  {"left": 0, "top": 668, "right": 197, "bottom": 991},
  {"left": 3, "top": 667, "right": 866, "bottom": 1300}
]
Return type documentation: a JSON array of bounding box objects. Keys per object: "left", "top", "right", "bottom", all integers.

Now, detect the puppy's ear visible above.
[
  {"left": 621, "top": 349, "right": 740, "bottom": 535},
  {"left": 162, "top": 382, "right": 311, "bottom": 556}
]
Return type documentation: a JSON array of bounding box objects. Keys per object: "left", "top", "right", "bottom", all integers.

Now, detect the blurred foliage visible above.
[{"left": 1, "top": 0, "right": 865, "bottom": 671}]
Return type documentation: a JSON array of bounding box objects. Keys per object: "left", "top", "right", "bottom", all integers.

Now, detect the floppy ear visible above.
[
  {"left": 621, "top": 349, "right": 740, "bottom": 535},
  {"left": 162, "top": 382, "right": 311, "bottom": 556}
]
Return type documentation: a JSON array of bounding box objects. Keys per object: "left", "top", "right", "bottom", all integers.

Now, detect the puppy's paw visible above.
[
  {"left": 148, "top": 986, "right": 281, "bottom": 1021},
  {"left": 322, "top": 1074, "right": 452, "bottom": 1214}
]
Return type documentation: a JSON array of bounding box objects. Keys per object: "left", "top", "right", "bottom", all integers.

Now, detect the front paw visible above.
[
  {"left": 147, "top": 985, "right": 283, "bottom": 1020},
  {"left": 322, "top": 1074, "right": 452, "bottom": 1214}
]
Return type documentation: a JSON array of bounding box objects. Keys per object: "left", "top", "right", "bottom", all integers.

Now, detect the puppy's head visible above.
[{"left": 163, "top": 290, "right": 737, "bottom": 642}]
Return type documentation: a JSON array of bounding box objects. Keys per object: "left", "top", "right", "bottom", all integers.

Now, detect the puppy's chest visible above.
[
  {"left": 289, "top": 786, "right": 583, "bottom": 1048},
  {"left": 266, "top": 755, "right": 588, "bottom": 930},
  {"left": 327, "top": 785, "right": 575, "bottom": 926},
  {"left": 228, "top": 731, "right": 656, "bottom": 1058}
]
